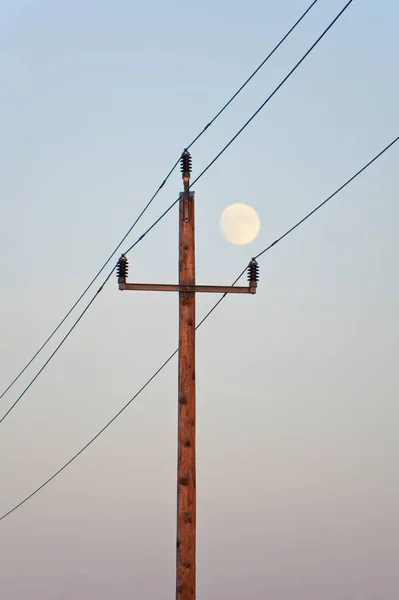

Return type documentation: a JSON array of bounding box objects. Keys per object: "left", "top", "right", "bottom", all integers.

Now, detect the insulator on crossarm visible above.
[
  {"left": 247, "top": 258, "right": 259, "bottom": 286},
  {"left": 117, "top": 254, "right": 128, "bottom": 283},
  {"left": 180, "top": 149, "right": 192, "bottom": 178}
]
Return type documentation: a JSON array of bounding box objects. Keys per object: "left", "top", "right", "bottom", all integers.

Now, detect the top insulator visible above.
[
  {"left": 116, "top": 254, "right": 128, "bottom": 281},
  {"left": 180, "top": 149, "right": 192, "bottom": 178},
  {"left": 247, "top": 258, "right": 259, "bottom": 284}
]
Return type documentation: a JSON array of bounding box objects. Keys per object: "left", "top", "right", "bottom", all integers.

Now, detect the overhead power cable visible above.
[
  {"left": 122, "top": 0, "right": 355, "bottom": 257},
  {"left": 186, "top": 0, "right": 320, "bottom": 150},
  {"left": 0, "top": 0, "right": 320, "bottom": 402},
  {"left": 1, "top": 131, "right": 397, "bottom": 523},
  {"left": 0, "top": 272, "right": 115, "bottom": 425},
  {"left": 0, "top": 0, "right": 351, "bottom": 423}
]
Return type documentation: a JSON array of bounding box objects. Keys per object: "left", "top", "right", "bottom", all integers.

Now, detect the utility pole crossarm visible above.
[
  {"left": 116, "top": 149, "right": 259, "bottom": 600},
  {"left": 116, "top": 254, "right": 259, "bottom": 296},
  {"left": 118, "top": 282, "right": 257, "bottom": 294}
]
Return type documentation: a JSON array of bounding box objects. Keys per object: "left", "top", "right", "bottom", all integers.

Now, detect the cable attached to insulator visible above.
[
  {"left": 247, "top": 258, "right": 259, "bottom": 288},
  {"left": 116, "top": 254, "right": 128, "bottom": 283},
  {"left": 180, "top": 149, "right": 192, "bottom": 180}
]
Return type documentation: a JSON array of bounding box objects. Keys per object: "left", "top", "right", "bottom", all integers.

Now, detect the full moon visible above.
[{"left": 220, "top": 203, "right": 260, "bottom": 245}]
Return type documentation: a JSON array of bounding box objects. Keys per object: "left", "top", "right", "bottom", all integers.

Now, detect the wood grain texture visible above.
[{"left": 177, "top": 187, "right": 196, "bottom": 600}]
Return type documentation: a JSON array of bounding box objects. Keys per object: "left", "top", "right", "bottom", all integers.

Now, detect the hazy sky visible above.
[{"left": 1, "top": 1, "right": 398, "bottom": 598}]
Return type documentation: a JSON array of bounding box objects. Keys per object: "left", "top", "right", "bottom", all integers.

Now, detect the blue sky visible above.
[{"left": 0, "top": 1, "right": 398, "bottom": 598}]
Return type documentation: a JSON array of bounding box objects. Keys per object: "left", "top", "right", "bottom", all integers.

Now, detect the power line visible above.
[
  {"left": 0, "top": 0, "right": 349, "bottom": 423},
  {"left": 0, "top": 161, "right": 178, "bottom": 404},
  {"left": 1, "top": 131, "right": 397, "bottom": 523},
  {"left": 0, "top": 0, "right": 320, "bottom": 403},
  {"left": 0, "top": 272, "right": 115, "bottom": 425},
  {"left": 124, "top": 0, "right": 354, "bottom": 254},
  {"left": 254, "top": 136, "right": 399, "bottom": 260},
  {"left": 186, "top": 0, "right": 320, "bottom": 150}
]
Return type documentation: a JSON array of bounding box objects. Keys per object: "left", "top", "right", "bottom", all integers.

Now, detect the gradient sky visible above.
[{"left": 1, "top": 1, "right": 398, "bottom": 598}]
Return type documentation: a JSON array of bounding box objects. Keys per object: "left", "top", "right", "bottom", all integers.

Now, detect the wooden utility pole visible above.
[
  {"left": 176, "top": 150, "right": 196, "bottom": 598},
  {"left": 116, "top": 150, "right": 259, "bottom": 600}
]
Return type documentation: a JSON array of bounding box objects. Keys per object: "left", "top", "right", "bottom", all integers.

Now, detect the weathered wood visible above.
[{"left": 177, "top": 186, "right": 196, "bottom": 600}]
